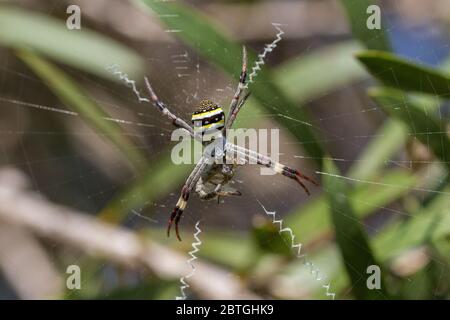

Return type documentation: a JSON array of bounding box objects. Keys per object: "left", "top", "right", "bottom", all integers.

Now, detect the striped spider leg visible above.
[
  {"left": 224, "top": 46, "right": 249, "bottom": 133},
  {"left": 167, "top": 156, "right": 210, "bottom": 241},
  {"left": 226, "top": 143, "right": 318, "bottom": 195},
  {"left": 220, "top": 46, "right": 250, "bottom": 175},
  {"left": 144, "top": 77, "right": 197, "bottom": 139}
]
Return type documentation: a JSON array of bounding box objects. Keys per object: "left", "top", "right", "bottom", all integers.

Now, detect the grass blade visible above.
[
  {"left": 357, "top": 51, "right": 450, "bottom": 95},
  {"left": 0, "top": 6, "right": 144, "bottom": 80},
  {"left": 322, "top": 158, "right": 387, "bottom": 299},
  {"left": 368, "top": 87, "right": 450, "bottom": 169},
  {"left": 138, "top": 0, "right": 325, "bottom": 165}
]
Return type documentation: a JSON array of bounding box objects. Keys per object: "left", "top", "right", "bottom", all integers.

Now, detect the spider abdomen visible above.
[{"left": 191, "top": 99, "right": 225, "bottom": 134}]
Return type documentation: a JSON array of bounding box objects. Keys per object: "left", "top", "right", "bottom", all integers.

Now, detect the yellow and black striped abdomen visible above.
[{"left": 191, "top": 99, "right": 225, "bottom": 134}]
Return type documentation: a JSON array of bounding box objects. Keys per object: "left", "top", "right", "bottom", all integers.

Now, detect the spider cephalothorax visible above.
[
  {"left": 143, "top": 47, "right": 318, "bottom": 241},
  {"left": 191, "top": 99, "right": 225, "bottom": 135}
]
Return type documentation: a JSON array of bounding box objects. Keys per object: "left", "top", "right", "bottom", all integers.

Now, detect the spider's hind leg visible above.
[{"left": 167, "top": 157, "right": 208, "bottom": 241}]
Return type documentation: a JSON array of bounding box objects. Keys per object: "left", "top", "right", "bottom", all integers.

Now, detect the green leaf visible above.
[
  {"left": 369, "top": 87, "right": 450, "bottom": 169},
  {"left": 288, "top": 169, "right": 417, "bottom": 244},
  {"left": 340, "top": 0, "right": 391, "bottom": 51},
  {"left": 374, "top": 185, "right": 450, "bottom": 261},
  {"left": 138, "top": 0, "right": 324, "bottom": 165},
  {"left": 18, "top": 49, "right": 147, "bottom": 171},
  {"left": 322, "top": 158, "right": 387, "bottom": 299},
  {"left": 349, "top": 50, "right": 445, "bottom": 180},
  {"left": 199, "top": 231, "right": 254, "bottom": 270},
  {"left": 347, "top": 120, "right": 407, "bottom": 180},
  {"left": 0, "top": 6, "right": 144, "bottom": 80},
  {"left": 275, "top": 41, "right": 366, "bottom": 103},
  {"left": 251, "top": 218, "right": 293, "bottom": 256},
  {"left": 357, "top": 51, "right": 450, "bottom": 95},
  {"left": 339, "top": 0, "right": 397, "bottom": 181}
]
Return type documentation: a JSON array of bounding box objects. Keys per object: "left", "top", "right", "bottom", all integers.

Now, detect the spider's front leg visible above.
[
  {"left": 224, "top": 46, "right": 249, "bottom": 132},
  {"left": 228, "top": 143, "right": 318, "bottom": 195},
  {"left": 144, "top": 77, "right": 199, "bottom": 140},
  {"left": 167, "top": 157, "right": 208, "bottom": 241}
]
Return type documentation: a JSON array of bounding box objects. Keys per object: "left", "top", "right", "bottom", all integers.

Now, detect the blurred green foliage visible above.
[{"left": 1, "top": 0, "right": 449, "bottom": 300}]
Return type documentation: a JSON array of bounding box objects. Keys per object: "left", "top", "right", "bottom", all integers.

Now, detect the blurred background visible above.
[{"left": 0, "top": 0, "right": 449, "bottom": 299}]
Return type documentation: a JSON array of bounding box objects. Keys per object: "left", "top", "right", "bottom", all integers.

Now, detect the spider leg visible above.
[
  {"left": 227, "top": 92, "right": 251, "bottom": 130},
  {"left": 228, "top": 143, "right": 318, "bottom": 195},
  {"left": 225, "top": 46, "right": 248, "bottom": 132},
  {"left": 167, "top": 157, "right": 208, "bottom": 241},
  {"left": 144, "top": 77, "right": 199, "bottom": 140},
  {"left": 167, "top": 186, "right": 189, "bottom": 241}
]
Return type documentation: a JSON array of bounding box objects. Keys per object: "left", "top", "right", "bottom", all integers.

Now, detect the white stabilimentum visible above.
[
  {"left": 246, "top": 23, "right": 285, "bottom": 87},
  {"left": 107, "top": 64, "right": 150, "bottom": 103},
  {"left": 176, "top": 221, "right": 202, "bottom": 300},
  {"left": 258, "top": 201, "right": 336, "bottom": 300}
]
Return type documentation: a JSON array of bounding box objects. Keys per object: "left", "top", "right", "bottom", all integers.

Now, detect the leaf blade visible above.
[
  {"left": 357, "top": 51, "right": 450, "bottom": 95},
  {"left": 0, "top": 6, "right": 144, "bottom": 80},
  {"left": 322, "top": 158, "right": 388, "bottom": 299}
]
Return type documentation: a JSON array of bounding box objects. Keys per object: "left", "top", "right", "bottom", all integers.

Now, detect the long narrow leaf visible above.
[
  {"left": 369, "top": 87, "right": 450, "bottom": 169},
  {"left": 0, "top": 6, "right": 144, "bottom": 80},
  {"left": 358, "top": 51, "right": 450, "bottom": 96},
  {"left": 322, "top": 158, "right": 387, "bottom": 299}
]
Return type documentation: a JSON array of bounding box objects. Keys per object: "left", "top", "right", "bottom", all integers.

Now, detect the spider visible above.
[{"left": 143, "top": 47, "right": 318, "bottom": 241}]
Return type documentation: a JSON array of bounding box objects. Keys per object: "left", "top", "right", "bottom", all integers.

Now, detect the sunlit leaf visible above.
[
  {"left": 0, "top": 6, "right": 144, "bottom": 80},
  {"left": 276, "top": 41, "right": 366, "bottom": 102}
]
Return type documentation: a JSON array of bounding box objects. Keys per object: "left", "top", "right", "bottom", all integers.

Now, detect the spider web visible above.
[{"left": 0, "top": 0, "right": 449, "bottom": 300}]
